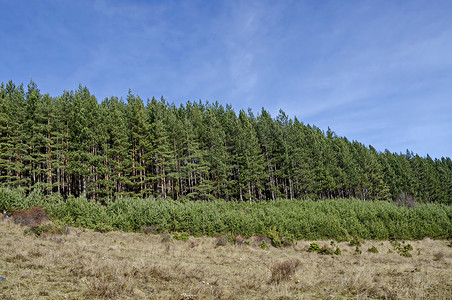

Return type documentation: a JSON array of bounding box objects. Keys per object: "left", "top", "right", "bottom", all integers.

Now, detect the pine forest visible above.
[{"left": 1, "top": 80, "right": 451, "bottom": 205}]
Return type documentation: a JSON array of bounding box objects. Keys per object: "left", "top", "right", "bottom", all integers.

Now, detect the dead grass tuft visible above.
[
  {"left": 254, "top": 235, "right": 272, "bottom": 248},
  {"left": 84, "top": 273, "right": 133, "bottom": 298},
  {"left": 179, "top": 293, "right": 197, "bottom": 300},
  {"left": 161, "top": 232, "right": 172, "bottom": 243},
  {"left": 0, "top": 294, "right": 14, "bottom": 300},
  {"left": 433, "top": 252, "right": 446, "bottom": 261},
  {"left": 5, "top": 253, "right": 29, "bottom": 263},
  {"left": 270, "top": 259, "right": 301, "bottom": 283},
  {"left": 215, "top": 235, "right": 228, "bottom": 247},
  {"left": 146, "top": 265, "right": 173, "bottom": 281},
  {"left": 27, "top": 248, "right": 43, "bottom": 258},
  {"left": 233, "top": 235, "right": 245, "bottom": 246}
]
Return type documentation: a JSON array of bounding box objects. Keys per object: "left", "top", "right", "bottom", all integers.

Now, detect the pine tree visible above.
[
  {"left": 235, "top": 110, "right": 265, "bottom": 202},
  {"left": 3, "top": 82, "right": 28, "bottom": 189},
  {"left": 163, "top": 104, "right": 185, "bottom": 199},
  {"left": 286, "top": 117, "right": 311, "bottom": 199},
  {"left": 103, "top": 96, "right": 131, "bottom": 198},
  {"left": 125, "top": 91, "right": 149, "bottom": 197},
  {"left": 0, "top": 82, "right": 12, "bottom": 186},
  {"left": 146, "top": 97, "right": 174, "bottom": 198},
  {"left": 202, "top": 106, "right": 228, "bottom": 199},
  {"left": 256, "top": 109, "right": 279, "bottom": 200},
  {"left": 222, "top": 104, "right": 239, "bottom": 200}
]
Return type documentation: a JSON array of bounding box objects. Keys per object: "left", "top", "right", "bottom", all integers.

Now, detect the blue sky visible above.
[{"left": 1, "top": 0, "right": 451, "bottom": 159}]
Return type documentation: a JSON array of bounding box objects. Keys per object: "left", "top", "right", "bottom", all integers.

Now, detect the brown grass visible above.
[
  {"left": 1, "top": 218, "right": 452, "bottom": 299},
  {"left": 11, "top": 206, "right": 49, "bottom": 226},
  {"left": 270, "top": 259, "right": 301, "bottom": 283}
]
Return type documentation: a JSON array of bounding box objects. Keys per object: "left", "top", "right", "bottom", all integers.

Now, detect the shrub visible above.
[
  {"left": 281, "top": 233, "right": 296, "bottom": 247},
  {"left": 93, "top": 223, "right": 114, "bottom": 233},
  {"left": 3, "top": 189, "right": 452, "bottom": 242},
  {"left": 349, "top": 237, "right": 362, "bottom": 247},
  {"left": 260, "top": 240, "right": 270, "bottom": 250},
  {"left": 307, "top": 242, "right": 320, "bottom": 253},
  {"left": 266, "top": 226, "right": 282, "bottom": 247},
  {"left": 400, "top": 244, "right": 413, "bottom": 257},
  {"left": 319, "top": 245, "right": 334, "bottom": 255},
  {"left": 354, "top": 246, "right": 362, "bottom": 255},
  {"left": 307, "top": 242, "right": 338, "bottom": 255},
  {"left": 173, "top": 232, "right": 189, "bottom": 241},
  {"left": 390, "top": 240, "right": 413, "bottom": 257},
  {"left": 0, "top": 187, "right": 26, "bottom": 212},
  {"left": 270, "top": 259, "right": 300, "bottom": 283},
  {"left": 368, "top": 246, "right": 379, "bottom": 253},
  {"left": 400, "top": 250, "right": 412, "bottom": 257},
  {"left": 12, "top": 207, "right": 49, "bottom": 226}
]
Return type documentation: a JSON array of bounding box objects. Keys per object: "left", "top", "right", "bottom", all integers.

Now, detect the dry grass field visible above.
[{"left": 1, "top": 218, "right": 452, "bottom": 299}]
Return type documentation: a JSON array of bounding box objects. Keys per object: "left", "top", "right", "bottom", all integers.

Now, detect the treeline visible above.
[{"left": 1, "top": 80, "right": 451, "bottom": 203}]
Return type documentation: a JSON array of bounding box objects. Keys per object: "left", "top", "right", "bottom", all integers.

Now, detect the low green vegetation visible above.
[
  {"left": 260, "top": 240, "right": 270, "bottom": 250},
  {"left": 307, "top": 242, "right": 321, "bottom": 253},
  {"left": 173, "top": 232, "right": 189, "bottom": 241},
  {"left": 368, "top": 245, "right": 379, "bottom": 253},
  {"left": 308, "top": 242, "right": 341, "bottom": 255},
  {"left": 349, "top": 236, "right": 363, "bottom": 247},
  {"left": 354, "top": 246, "right": 362, "bottom": 255},
  {"left": 1, "top": 187, "right": 451, "bottom": 242},
  {"left": 391, "top": 240, "right": 414, "bottom": 257}
]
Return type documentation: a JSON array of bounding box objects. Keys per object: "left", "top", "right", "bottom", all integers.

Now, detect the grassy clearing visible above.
[{"left": 1, "top": 218, "right": 452, "bottom": 299}]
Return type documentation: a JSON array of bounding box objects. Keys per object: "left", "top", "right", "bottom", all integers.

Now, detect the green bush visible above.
[
  {"left": 307, "top": 242, "right": 320, "bottom": 253},
  {"left": 319, "top": 245, "right": 334, "bottom": 255},
  {"left": 93, "top": 223, "right": 114, "bottom": 233},
  {"left": 260, "top": 240, "right": 270, "bottom": 250},
  {"left": 349, "top": 236, "right": 363, "bottom": 247},
  {"left": 0, "top": 187, "right": 26, "bottom": 211},
  {"left": 367, "top": 246, "right": 379, "bottom": 253},
  {"left": 390, "top": 240, "right": 413, "bottom": 257},
  {"left": 173, "top": 232, "right": 189, "bottom": 241},
  {"left": 354, "top": 246, "right": 362, "bottom": 255},
  {"left": 2, "top": 189, "right": 452, "bottom": 242},
  {"left": 266, "top": 226, "right": 282, "bottom": 247}
]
